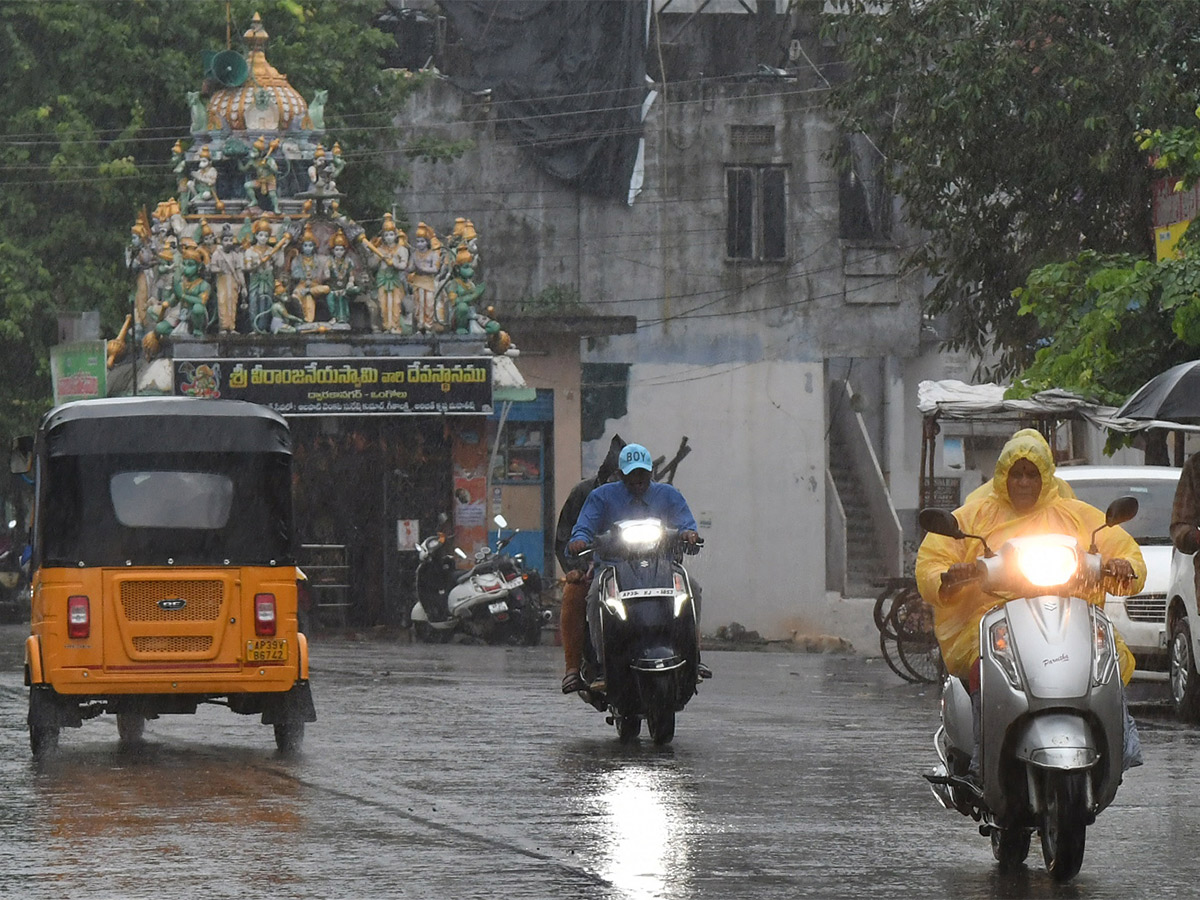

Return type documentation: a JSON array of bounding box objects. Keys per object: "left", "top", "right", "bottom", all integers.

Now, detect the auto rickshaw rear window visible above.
[
  {"left": 111, "top": 471, "right": 234, "bottom": 529},
  {"left": 40, "top": 451, "right": 292, "bottom": 567}
]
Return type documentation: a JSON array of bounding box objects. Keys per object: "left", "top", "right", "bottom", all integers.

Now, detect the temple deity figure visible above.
[
  {"left": 241, "top": 136, "right": 281, "bottom": 212},
  {"left": 308, "top": 145, "right": 332, "bottom": 193},
  {"left": 195, "top": 218, "right": 217, "bottom": 266},
  {"left": 187, "top": 91, "right": 209, "bottom": 134},
  {"left": 210, "top": 224, "right": 247, "bottom": 334},
  {"left": 125, "top": 220, "right": 157, "bottom": 337},
  {"left": 444, "top": 246, "right": 487, "bottom": 333},
  {"left": 289, "top": 225, "right": 330, "bottom": 324},
  {"left": 325, "top": 229, "right": 360, "bottom": 325},
  {"left": 185, "top": 146, "right": 221, "bottom": 213},
  {"left": 270, "top": 279, "right": 305, "bottom": 333},
  {"left": 244, "top": 217, "right": 290, "bottom": 333},
  {"left": 172, "top": 245, "right": 213, "bottom": 337},
  {"left": 171, "top": 140, "right": 191, "bottom": 212},
  {"left": 408, "top": 222, "right": 444, "bottom": 333},
  {"left": 328, "top": 142, "right": 346, "bottom": 192},
  {"left": 358, "top": 212, "right": 409, "bottom": 334}
]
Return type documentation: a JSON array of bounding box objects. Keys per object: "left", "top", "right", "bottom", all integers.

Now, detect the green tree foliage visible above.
[
  {"left": 1012, "top": 118, "right": 1200, "bottom": 404},
  {"left": 0, "top": 0, "right": 459, "bottom": 442},
  {"left": 821, "top": 1, "right": 1200, "bottom": 377}
]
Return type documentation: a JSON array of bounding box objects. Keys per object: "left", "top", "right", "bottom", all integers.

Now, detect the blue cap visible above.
[{"left": 618, "top": 443, "right": 653, "bottom": 475}]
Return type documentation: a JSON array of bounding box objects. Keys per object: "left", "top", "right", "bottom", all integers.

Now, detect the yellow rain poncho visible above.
[{"left": 916, "top": 430, "right": 1144, "bottom": 685}]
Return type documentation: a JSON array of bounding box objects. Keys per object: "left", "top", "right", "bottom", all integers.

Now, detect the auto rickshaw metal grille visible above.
[
  {"left": 119, "top": 580, "right": 225, "bottom": 621},
  {"left": 132, "top": 635, "right": 214, "bottom": 653}
]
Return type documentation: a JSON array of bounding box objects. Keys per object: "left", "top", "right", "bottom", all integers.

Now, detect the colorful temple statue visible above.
[
  {"left": 289, "top": 225, "right": 330, "bottom": 324},
  {"left": 326, "top": 229, "right": 359, "bottom": 325},
  {"left": 270, "top": 279, "right": 305, "bottom": 333},
  {"left": 408, "top": 222, "right": 443, "bottom": 333},
  {"left": 359, "top": 213, "right": 410, "bottom": 334},
  {"left": 210, "top": 223, "right": 246, "bottom": 334},
  {"left": 116, "top": 13, "right": 515, "bottom": 349},
  {"left": 244, "top": 217, "right": 289, "bottom": 333},
  {"left": 172, "top": 244, "right": 213, "bottom": 337},
  {"left": 241, "top": 136, "right": 281, "bottom": 213},
  {"left": 445, "top": 246, "right": 487, "bottom": 333}
]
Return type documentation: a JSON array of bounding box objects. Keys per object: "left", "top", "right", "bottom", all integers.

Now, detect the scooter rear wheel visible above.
[
  {"left": 1040, "top": 771, "right": 1087, "bottom": 881},
  {"left": 647, "top": 708, "right": 675, "bottom": 745}
]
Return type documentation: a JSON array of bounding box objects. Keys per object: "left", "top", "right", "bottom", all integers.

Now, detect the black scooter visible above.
[{"left": 576, "top": 517, "right": 703, "bottom": 744}]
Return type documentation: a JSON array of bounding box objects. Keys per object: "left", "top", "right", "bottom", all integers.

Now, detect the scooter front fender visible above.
[{"left": 1013, "top": 713, "right": 1098, "bottom": 770}]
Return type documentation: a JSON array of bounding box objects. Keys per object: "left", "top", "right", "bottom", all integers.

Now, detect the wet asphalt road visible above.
[{"left": 1, "top": 624, "right": 1199, "bottom": 899}]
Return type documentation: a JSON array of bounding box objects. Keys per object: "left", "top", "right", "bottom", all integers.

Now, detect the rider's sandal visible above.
[{"left": 561, "top": 670, "right": 586, "bottom": 694}]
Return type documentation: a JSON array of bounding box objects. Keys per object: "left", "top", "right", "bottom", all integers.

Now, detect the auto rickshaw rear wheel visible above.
[
  {"left": 117, "top": 713, "right": 145, "bottom": 744},
  {"left": 274, "top": 721, "right": 304, "bottom": 753},
  {"left": 30, "top": 723, "right": 59, "bottom": 756}
]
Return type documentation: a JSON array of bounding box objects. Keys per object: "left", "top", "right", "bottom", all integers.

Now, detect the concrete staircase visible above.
[{"left": 829, "top": 429, "right": 889, "bottom": 595}]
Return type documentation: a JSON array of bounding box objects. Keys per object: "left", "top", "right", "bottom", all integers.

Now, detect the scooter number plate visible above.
[
  {"left": 488, "top": 600, "right": 509, "bottom": 615},
  {"left": 246, "top": 639, "right": 288, "bottom": 662}
]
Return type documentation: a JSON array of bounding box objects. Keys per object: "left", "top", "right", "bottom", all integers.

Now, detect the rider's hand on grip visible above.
[{"left": 940, "top": 561, "right": 980, "bottom": 590}]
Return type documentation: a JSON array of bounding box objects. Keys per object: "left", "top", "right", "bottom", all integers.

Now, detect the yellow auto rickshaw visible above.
[{"left": 23, "top": 396, "right": 315, "bottom": 754}]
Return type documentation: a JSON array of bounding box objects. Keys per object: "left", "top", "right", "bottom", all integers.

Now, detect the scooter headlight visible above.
[
  {"left": 1092, "top": 607, "right": 1117, "bottom": 686},
  {"left": 1014, "top": 536, "right": 1078, "bottom": 587},
  {"left": 989, "top": 619, "right": 1023, "bottom": 689},
  {"left": 617, "top": 518, "right": 665, "bottom": 549},
  {"left": 673, "top": 571, "right": 689, "bottom": 617},
  {"left": 602, "top": 575, "right": 627, "bottom": 621}
]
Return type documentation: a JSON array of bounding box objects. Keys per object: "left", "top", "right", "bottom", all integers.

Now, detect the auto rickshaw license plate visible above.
[{"left": 246, "top": 639, "right": 288, "bottom": 662}]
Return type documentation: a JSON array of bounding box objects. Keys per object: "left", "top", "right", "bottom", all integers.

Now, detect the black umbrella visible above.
[{"left": 1116, "top": 360, "right": 1200, "bottom": 422}]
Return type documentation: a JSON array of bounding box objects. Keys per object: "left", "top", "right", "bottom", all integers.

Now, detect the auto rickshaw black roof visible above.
[{"left": 40, "top": 397, "right": 291, "bottom": 457}]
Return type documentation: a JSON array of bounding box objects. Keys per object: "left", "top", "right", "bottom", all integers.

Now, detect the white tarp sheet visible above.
[{"left": 917, "top": 380, "right": 1200, "bottom": 433}]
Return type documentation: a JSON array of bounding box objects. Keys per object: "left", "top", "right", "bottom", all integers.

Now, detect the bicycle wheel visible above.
[
  {"left": 874, "top": 583, "right": 900, "bottom": 639},
  {"left": 880, "top": 619, "right": 917, "bottom": 682},
  {"left": 892, "top": 591, "right": 945, "bottom": 684}
]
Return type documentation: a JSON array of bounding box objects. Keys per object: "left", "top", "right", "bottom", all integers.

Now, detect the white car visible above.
[{"left": 1056, "top": 465, "right": 1179, "bottom": 677}]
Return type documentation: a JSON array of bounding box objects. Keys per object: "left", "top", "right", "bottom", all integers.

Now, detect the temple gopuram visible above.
[{"left": 103, "top": 13, "right": 535, "bottom": 629}]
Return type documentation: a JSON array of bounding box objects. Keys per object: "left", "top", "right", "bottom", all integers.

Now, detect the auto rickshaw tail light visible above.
[
  {"left": 254, "top": 593, "right": 277, "bottom": 636},
  {"left": 67, "top": 595, "right": 90, "bottom": 639}
]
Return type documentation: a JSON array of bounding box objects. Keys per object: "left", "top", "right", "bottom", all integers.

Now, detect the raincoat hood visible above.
[
  {"left": 992, "top": 428, "right": 1057, "bottom": 511},
  {"left": 595, "top": 434, "right": 626, "bottom": 487}
]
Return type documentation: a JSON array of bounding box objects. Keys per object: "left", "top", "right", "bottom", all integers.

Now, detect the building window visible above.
[
  {"left": 838, "top": 134, "right": 892, "bottom": 241},
  {"left": 726, "top": 165, "right": 787, "bottom": 261}
]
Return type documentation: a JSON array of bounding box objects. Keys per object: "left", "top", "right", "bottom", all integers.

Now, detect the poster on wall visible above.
[
  {"left": 50, "top": 341, "right": 107, "bottom": 404},
  {"left": 173, "top": 357, "right": 493, "bottom": 415}
]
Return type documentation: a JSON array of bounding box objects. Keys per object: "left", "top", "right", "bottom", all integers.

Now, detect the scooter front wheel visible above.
[
  {"left": 991, "top": 827, "right": 1031, "bottom": 868},
  {"left": 615, "top": 714, "right": 641, "bottom": 743},
  {"left": 1040, "top": 771, "right": 1087, "bottom": 882},
  {"left": 413, "top": 622, "right": 452, "bottom": 644}
]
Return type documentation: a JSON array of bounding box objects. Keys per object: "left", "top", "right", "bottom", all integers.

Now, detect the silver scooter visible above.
[{"left": 919, "top": 496, "right": 1137, "bottom": 883}]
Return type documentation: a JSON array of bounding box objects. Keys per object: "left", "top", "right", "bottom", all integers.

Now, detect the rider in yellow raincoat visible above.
[{"left": 916, "top": 429, "right": 1143, "bottom": 687}]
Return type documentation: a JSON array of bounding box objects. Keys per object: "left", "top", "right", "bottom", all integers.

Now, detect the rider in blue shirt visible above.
[{"left": 567, "top": 443, "right": 708, "bottom": 691}]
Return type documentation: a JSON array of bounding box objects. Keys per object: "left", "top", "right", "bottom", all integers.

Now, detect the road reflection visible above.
[{"left": 585, "top": 755, "right": 696, "bottom": 900}]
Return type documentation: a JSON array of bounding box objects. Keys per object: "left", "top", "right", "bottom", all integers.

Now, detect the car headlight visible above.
[
  {"left": 1092, "top": 607, "right": 1117, "bottom": 686},
  {"left": 1013, "top": 536, "right": 1078, "bottom": 587},
  {"left": 617, "top": 518, "right": 664, "bottom": 549},
  {"left": 989, "top": 619, "right": 1023, "bottom": 689}
]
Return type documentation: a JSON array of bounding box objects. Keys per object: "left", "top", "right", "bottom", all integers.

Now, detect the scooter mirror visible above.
[
  {"left": 493, "top": 514, "right": 507, "bottom": 529},
  {"left": 918, "top": 508, "right": 965, "bottom": 539},
  {"left": 1105, "top": 495, "right": 1139, "bottom": 528}
]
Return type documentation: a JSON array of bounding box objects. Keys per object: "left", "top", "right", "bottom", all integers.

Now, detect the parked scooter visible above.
[
  {"left": 411, "top": 515, "right": 547, "bottom": 645},
  {"left": 919, "top": 496, "right": 1138, "bottom": 882},
  {"left": 575, "top": 517, "right": 703, "bottom": 745}
]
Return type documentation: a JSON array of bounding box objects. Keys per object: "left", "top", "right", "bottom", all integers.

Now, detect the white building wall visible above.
[{"left": 603, "top": 358, "right": 826, "bottom": 637}]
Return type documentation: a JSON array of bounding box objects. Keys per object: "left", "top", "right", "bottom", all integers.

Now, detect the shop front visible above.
[{"left": 172, "top": 347, "right": 537, "bottom": 627}]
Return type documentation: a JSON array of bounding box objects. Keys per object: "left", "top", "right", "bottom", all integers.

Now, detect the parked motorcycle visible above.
[
  {"left": 919, "top": 496, "right": 1138, "bottom": 882},
  {"left": 575, "top": 517, "right": 703, "bottom": 745},
  {"left": 410, "top": 515, "right": 547, "bottom": 645}
]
